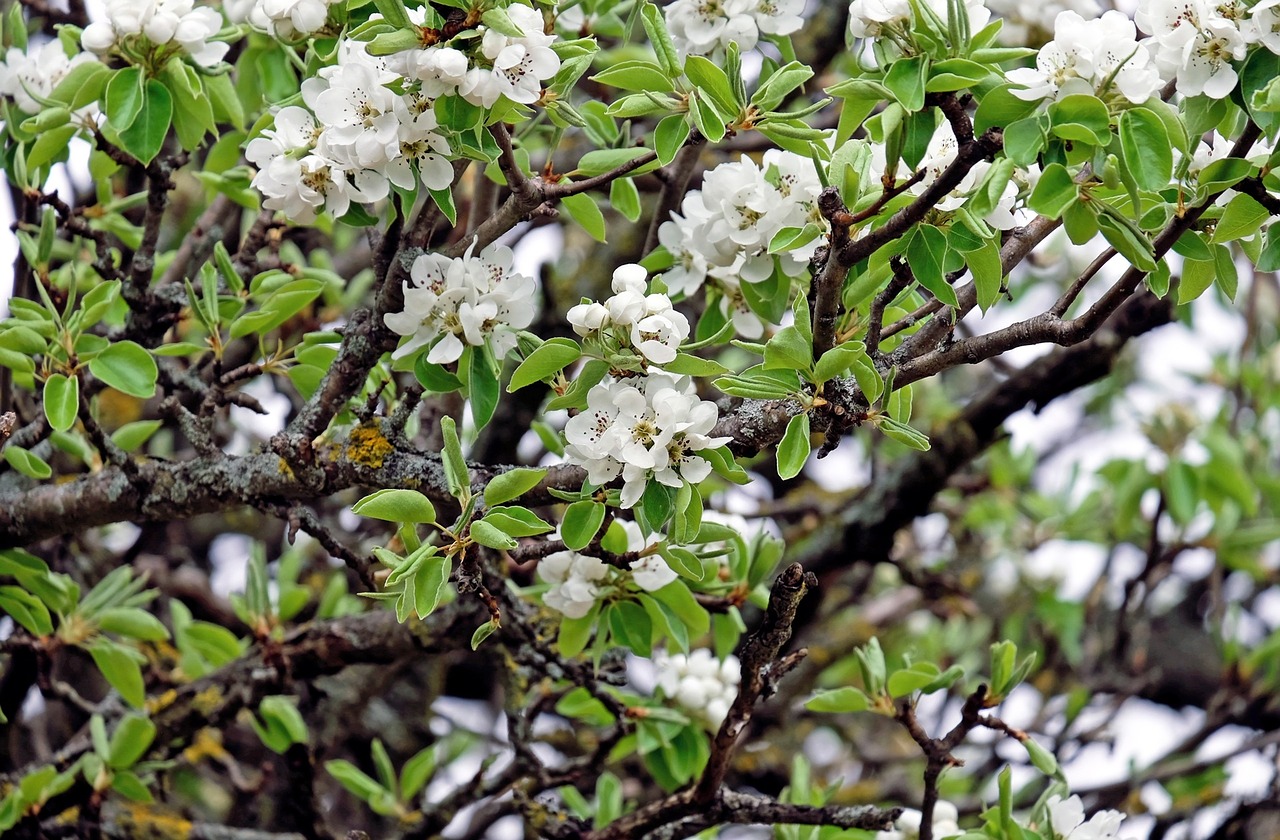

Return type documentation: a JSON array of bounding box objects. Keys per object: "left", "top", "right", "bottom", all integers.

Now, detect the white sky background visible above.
[{"left": 2, "top": 42, "right": 1279, "bottom": 840}]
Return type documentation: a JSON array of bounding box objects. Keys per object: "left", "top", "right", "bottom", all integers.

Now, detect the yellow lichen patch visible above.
[
  {"left": 278, "top": 456, "right": 294, "bottom": 478},
  {"left": 346, "top": 422, "right": 394, "bottom": 468},
  {"left": 147, "top": 689, "right": 179, "bottom": 716},
  {"left": 190, "top": 686, "right": 223, "bottom": 716},
  {"left": 114, "top": 801, "right": 194, "bottom": 840},
  {"left": 182, "top": 728, "right": 227, "bottom": 765}
]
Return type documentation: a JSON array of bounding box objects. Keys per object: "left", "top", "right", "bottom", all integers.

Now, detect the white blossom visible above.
[
  {"left": 384, "top": 241, "right": 536, "bottom": 364},
  {"left": 654, "top": 648, "right": 741, "bottom": 727},
  {"left": 1136, "top": 0, "right": 1247, "bottom": 99},
  {"left": 875, "top": 801, "right": 962, "bottom": 840},
  {"left": 848, "top": 0, "right": 989, "bottom": 48},
  {"left": 81, "top": 0, "right": 228, "bottom": 67},
  {"left": 666, "top": 0, "right": 803, "bottom": 59},
  {"left": 1046, "top": 795, "right": 1127, "bottom": 840},
  {"left": 564, "top": 372, "right": 730, "bottom": 508},
  {"left": 1006, "top": 11, "right": 1163, "bottom": 104},
  {"left": 657, "top": 150, "right": 824, "bottom": 337},
  {"left": 0, "top": 41, "right": 97, "bottom": 116},
  {"left": 456, "top": 3, "right": 560, "bottom": 107},
  {"left": 569, "top": 265, "right": 690, "bottom": 365},
  {"left": 539, "top": 550, "right": 608, "bottom": 618}
]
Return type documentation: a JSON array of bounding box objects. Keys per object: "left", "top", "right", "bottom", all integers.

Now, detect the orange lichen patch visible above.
[
  {"left": 115, "top": 801, "right": 194, "bottom": 840},
  {"left": 346, "top": 422, "right": 394, "bottom": 468}
]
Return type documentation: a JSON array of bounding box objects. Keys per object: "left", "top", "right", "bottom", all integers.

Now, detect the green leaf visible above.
[
  {"left": 107, "top": 715, "right": 156, "bottom": 769},
  {"left": 440, "top": 416, "right": 470, "bottom": 501},
  {"left": 592, "top": 60, "right": 674, "bottom": 93},
  {"left": 1022, "top": 737, "right": 1060, "bottom": 777},
  {"left": 884, "top": 56, "right": 927, "bottom": 112},
  {"left": 1198, "top": 157, "right": 1254, "bottom": 193},
  {"left": 1096, "top": 212, "right": 1156, "bottom": 271},
  {"left": 105, "top": 67, "right": 145, "bottom": 131},
  {"left": 509, "top": 338, "right": 581, "bottom": 391},
  {"left": 608, "top": 600, "right": 653, "bottom": 657},
  {"left": 326, "top": 759, "right": 388, "bottom": 802},
  {"left": 657, "top": 545, "right": 704, "bottom": 581},
  {"left": 966, "top": 238, "right": 1003, "bottom": 312},
  {"left": 485, "top": 468, "right": 548, "bottom": 505},
  {"left": 89, "top": 641, "right": 146, "bottom": 707},
  {"left": 482, "top": 506, "right": 553, "bottom": 536},
  {"left": 42, "top": 373, "right": 78, "bottom": 432},
  {"left": 1002, "top": 115, "right": 1045, "bottom": 168},
  {"left": 907, "top": 224, "right": 956, "bottom": 308},
  {"left": 805, "top": 687, "right": 871, "bottom": 713},
  {"left": 466, "top": 345, "right": 500, "bottom": 432},
  {"left": 610, "top": 177, "right": 641, "bottom": 222},
  {"left": 352, "top": 489, "right": 437, "bottom": 524},
  {"left": 887, "top": 662, "right": 942, "bottom": 697},
  {"left": 762, "top": 325, "right": 812, "bottom": 374},
  {"left": 558, "top": 607, "right": 598, "bottom": 657},
  {"left": 0, "top": 586, "right": 54, "bottom": 635},
  {"left": 777, "top": 413, "right": 811, "bottom": 480},
  {"left": 560, "top": 192, "right": 607, "bottom": 242},
  {"left": 689, "top": 91, "right": 726, "bottom": 142},
  {"left": 89, "top": 340, "right": 158, "bottom": 398},
  {"left": 641, "top": 1, "right": 681, "bottom": 78},
  {"left": 470, "top": 519, "right": 518, "bottom": 550},
  {"left": 1118, "top": 108, "right": 1173, "bottom": 191},
  {"left": 117, "top": 79, "right": 172, "bottom": 166},
  {"left": 752, "top": 61, "right": 813, "bottom": 113},
  {"left": 1027, "top": 162, "right": 1077, "bottom": 219},
  {"left": 413, "top": 553, "right": 452, "bottom": 618},
  {"left": 685, "top": 55, "right": 739, "bottom": 117},
  {"left": 4, "top": 446, "right": 52, "bottom": 480},
  {"left": 813, "top": 341, "right": 867, "bottom": 383},
  {"left": 1047, "top": 94, "right": 1110, "bottom": 146},
  {"left": 1213, "top": 193, "right": 1269, "bottom": 243},
  {"left": 562, "top": 501, "right": 606, "bottom": 551},
  {"left": 110, "top": 420, "right": 163, "bottom": 452},
  {"left": 414, "top": 356, "right": 464, "bottom": 393},
  {"left": 654, "top": 114, "right": 691, "bottom": 166},
  {"left": 111, "top": 770, "right": 153, "bottom": 803},
  {"left": 663, "top": 353, "right": 729, "bottom": 377},
  {"left": 878, "top": 416, "right": 930, "bottom": 450},
  {"left": 470, "top": 618, "right": 499, "bottom": 649},
  {"left": 97, "top": 608, "right": 169, "bottom": 641}
]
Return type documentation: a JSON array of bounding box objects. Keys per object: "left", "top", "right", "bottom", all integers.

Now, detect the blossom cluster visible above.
[
  {"left": 664, "top": 0, "right": 805, "bottom": 59},
  {"left": 564, "top": 371, "right": 730, "bottom": 508},
  {"left": 567, "top": 265, "right": 691, "bottom": 366},
  {"left": 384, "top": 240, "right": 536, "bottom": 365},
  {"left": 81, "top": 0, "right": 228, "bottom": 68},
  {"left": 246, "top": 42, "right": 454, "bottom": 224},
  {"left": 395, "top": 3, "right": 560, "bottom": 108},
  {"left": 1007, "top": 11, "right": 1163, "bottom": 104},
  {"left": 658, "top": 150, "right": 825, "bottom": 339},
  {"left": 0, "top": 41, "right": 96, "bottom": 117},
  {"left": 1009, "top": 0, "right": 1280, "bottom": 102},
  {"left": 653, "top": 648, "right": 741, "bottom": 728},
  {"left": 245, "top": 4, "right": 560, "bottom": 222},
  {"left": 538, "top": 521, "right": 677, "bottom": 618}
]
